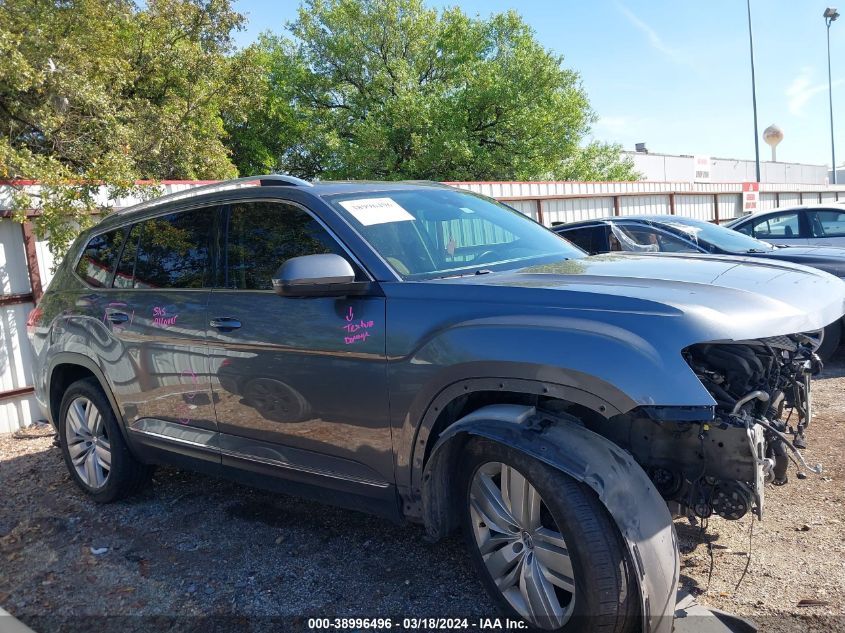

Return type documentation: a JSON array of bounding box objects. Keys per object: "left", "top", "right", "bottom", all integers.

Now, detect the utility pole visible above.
[
  {"left": 825, "top": 8, "right": 839, "bottom": 183},
  {"left": 747, "top": 0, "right": 761, "bottom": 183}
]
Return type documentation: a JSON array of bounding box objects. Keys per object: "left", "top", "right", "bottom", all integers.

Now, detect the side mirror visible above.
[{"left": 272, "top": 253, "right": 368, "bottom": 297}]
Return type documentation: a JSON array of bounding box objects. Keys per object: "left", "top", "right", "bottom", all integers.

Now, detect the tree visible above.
[
  {"left": 226, "top": 0, "right": 637, "bottom": 182},
  {"left": 0, "top": 0, "right": 260, "bottom": 257}
]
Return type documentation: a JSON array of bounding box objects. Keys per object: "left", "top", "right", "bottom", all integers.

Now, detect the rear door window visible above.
[
  {"left": 75, "top": 228, "right": 128, "bottom": 287},
  {"left": 112, "top": 207, "right": 215, "bottom": 289},
  {"left": 809, "top": 209, "right": 845, "bottom": 237}
]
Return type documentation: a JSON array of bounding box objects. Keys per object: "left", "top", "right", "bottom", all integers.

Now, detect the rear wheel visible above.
[
  {"left": 58, "top": 377, "right": 153, "bottom": 502},
  {"left": 460, "top": 438, "right": 637, "bottom": 633}
]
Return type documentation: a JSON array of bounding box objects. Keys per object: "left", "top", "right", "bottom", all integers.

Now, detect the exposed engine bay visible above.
[{"left": 600, "top": 332, "right": 823, "bottom": 521}]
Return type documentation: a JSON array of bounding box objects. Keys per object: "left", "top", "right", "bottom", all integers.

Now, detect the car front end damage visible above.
[
  {"left": 603, "top": 331, "right": 822, "bottom": 521},
  {"left": 424, "top": 253, "right": 845, "bottom": 525}
]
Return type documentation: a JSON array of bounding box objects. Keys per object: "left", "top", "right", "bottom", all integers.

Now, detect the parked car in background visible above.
[
  {"left": 725, "top": 203, "right": 845, "bottom": 246},
  {"left": 554, "top": 215, "right": 845, "bottom": 360},
  {"left": 28, "top": 176, "right": 845, "bottom": 632}
]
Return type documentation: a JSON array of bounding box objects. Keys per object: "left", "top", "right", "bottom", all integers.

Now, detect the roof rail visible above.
[
  {"left": 260, "top": 174, "right": 314, "bottom": 188},
  {"left": 401, "top": 180, "right": 453, "bottom": 188},
  {"left": 117, "top": 174, "right": 312, "bottom": 215}
]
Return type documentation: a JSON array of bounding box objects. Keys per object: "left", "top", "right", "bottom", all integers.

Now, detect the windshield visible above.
[
  {"left": 652, "top": 216, "right": 776, "bottom": 253},
  {"left": 328, "top": 188, "right": 585, "bottom": 279}
]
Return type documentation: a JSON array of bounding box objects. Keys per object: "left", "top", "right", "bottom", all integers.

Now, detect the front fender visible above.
[
  {"left": 404, "top": 314, "right": 715, "bottom": 410},
  {"left": 423, "top": 404, "right": 678, "bottom": 633}
]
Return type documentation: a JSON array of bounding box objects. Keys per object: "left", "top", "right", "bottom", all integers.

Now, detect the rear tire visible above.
[
  {"left": 460, "top": 437, "right": 638, "bottom": 633},
  {"left": 58, "top": 377, "right": 153, "bottom": 503}
]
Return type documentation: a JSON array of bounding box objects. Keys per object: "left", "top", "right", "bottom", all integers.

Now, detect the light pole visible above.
[
  {"left": 747, "top": 0, "right": 761, "bottom": 182},
  {"left": 825, "top": 8, "right": 839, "bottom": 184}
]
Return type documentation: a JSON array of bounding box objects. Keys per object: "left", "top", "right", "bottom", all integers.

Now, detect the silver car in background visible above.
[{"left": 726, "top": 203, "right": 845, "bottom": 247}]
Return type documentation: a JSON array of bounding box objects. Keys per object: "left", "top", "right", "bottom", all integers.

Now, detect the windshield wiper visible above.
[
  {"left": 744, "top": 248, "right": 770, "bottom": 253},
  {"left": 431, "top": 269, "right": 495, "bottom": 280}
]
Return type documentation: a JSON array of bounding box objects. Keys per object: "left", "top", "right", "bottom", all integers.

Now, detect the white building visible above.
[{"left": 625, "top": 151, "right": 829, "bottom": 185}]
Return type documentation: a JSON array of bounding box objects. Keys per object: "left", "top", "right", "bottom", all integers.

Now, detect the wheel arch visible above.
[
  {"left": 421, "top": 404, "right": 678, "bottom": 633},
  {"left": 47, "top": 353, "right": 125, "bottom": 438},
  {"left": 399, "top": 363, "right": 638, "bottom": 501}
]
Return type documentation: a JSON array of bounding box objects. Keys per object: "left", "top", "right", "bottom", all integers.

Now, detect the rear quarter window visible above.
[
  {"left": 75, "top": 228, "right": 128, "bottom": 287},
  {"left": 810, "top": 209, "right": 845, "bottom": 237}
]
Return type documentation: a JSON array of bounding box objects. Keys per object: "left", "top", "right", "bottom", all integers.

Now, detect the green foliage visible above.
[
  {"left": 225, "top": 0, "right": 638, "bottom": 183},
  {"left": 3, "top": 0, "right": 638, "bottom": 259},
  {"left": 0, "top": 0, "right": 259, "bottom": 257}
]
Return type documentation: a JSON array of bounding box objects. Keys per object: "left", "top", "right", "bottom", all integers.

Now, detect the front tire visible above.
[
  {"left": 460, "top": 438, "right": 637, "bottom": 633},
  {"left": 817, "top": 321, "right": 841, "bottom": 362},
  {"left": 58, "top": 377, "right": 153, "bottom": 503}
]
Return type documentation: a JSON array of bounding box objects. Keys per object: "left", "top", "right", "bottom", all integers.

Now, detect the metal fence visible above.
[{"left": 2, "top": 178, "right": 845, "bottom": 432}]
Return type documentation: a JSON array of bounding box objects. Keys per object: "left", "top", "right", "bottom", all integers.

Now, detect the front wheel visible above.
[
  {"left": 817, "top": 321, "right": 841, "bottom": 362},
  {"left": 460, "top": 438, "right": 638, "bottom": 633}
]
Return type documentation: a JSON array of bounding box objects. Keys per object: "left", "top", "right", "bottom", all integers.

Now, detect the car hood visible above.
[
  {"left": 736, "top": 245, "right": 845, "bottom": 276},
  {"left": 432, "top": 252, "right": 845, "bottom": 344}
]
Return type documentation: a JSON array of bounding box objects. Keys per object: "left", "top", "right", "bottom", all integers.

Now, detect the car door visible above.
[
  {"left": 106, "top": 206, "right": 218, "bottom": 463},
  {"left": 743, "top": 211, "right": 808, "bottom": 245},
  {"left": 807, "top": 208, "right": 845, "bottom": 247},
  {"left": 206, "top": 198, "right": 393, "bottom": 502}
]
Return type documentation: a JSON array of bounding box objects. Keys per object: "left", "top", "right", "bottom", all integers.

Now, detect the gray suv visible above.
[{"left": 29, "top": 176, "right": 845, "bottom": 633}]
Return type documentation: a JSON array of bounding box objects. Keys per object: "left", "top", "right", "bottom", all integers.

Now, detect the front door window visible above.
[{"left": 207, "top": 200, "right": 391, "bottom": 494}]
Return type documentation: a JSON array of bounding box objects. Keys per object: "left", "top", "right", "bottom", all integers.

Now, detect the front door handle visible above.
[{"left": 210, "top": 317, "right": 242, "bottom": 331}]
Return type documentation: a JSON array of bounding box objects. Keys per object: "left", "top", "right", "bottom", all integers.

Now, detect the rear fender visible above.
[
  {"left": 47, "top": 352, "right": 130, "bottom": 442},
  {"left": 423, "top": 404, "right": 678, "bottom": 633}
]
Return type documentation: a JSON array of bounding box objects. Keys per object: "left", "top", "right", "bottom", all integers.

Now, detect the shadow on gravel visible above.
[
  {"left": 816, "top": 356, "right": 845, "bottom": 380},
  {"left": 0, "top": 440, "right": 492, "bottom": 633}
]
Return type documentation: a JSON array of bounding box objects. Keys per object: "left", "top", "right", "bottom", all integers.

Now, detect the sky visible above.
[{"left": 231, "top": 0, "right": 845, "bottom": 167}]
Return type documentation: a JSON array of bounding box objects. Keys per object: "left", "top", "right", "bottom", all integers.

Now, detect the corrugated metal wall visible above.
[
  {"left": 0, "top": 219, "right": 39, "bottom": 432},
  {"left": 448, "top": 181, "right": 845, "bottom": 226},
  {"left": 2, "top": 179, "right": 845, "bottom": 432}
]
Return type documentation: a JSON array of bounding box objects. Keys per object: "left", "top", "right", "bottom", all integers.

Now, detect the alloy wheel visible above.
[
  {"left": 469, "top": 462, "right": 576, "bottom": 629},
  {"left": 64, "top": 396, "right": 111, "bottom": 489}
]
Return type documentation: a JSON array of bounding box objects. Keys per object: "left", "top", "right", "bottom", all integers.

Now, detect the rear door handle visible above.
[
  {"left": 210, "top": 317, "right": 241, "bottom": 331},
  {"left": 106, "top": 311, "right": 130, "bottom": 324}
]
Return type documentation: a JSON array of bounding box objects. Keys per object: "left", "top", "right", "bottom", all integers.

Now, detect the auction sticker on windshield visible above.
[{"left": 339, "top": 197, "right": 415, "bottom": 225}]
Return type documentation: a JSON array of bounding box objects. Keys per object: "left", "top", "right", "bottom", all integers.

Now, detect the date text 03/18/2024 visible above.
[{"left": 307, "top": 618, "right": 528, "bottom": 630}]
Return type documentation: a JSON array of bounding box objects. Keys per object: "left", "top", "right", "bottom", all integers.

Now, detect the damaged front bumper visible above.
[{"left": 601, "top": 333, "right": 823, "bottom": 521}]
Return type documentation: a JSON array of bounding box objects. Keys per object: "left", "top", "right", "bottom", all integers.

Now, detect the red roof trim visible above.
[{"left": 0, "top": 179, "right": 221, "bottom": 186}]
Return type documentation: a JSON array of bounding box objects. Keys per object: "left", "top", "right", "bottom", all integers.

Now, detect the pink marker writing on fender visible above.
[{"left": 342, "top": 305, "right": 375, "bottom": 344}]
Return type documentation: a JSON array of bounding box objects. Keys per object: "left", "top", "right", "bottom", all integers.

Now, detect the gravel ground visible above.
[{"left": 1, "top": 362, "right": 844, "bottom": 633}]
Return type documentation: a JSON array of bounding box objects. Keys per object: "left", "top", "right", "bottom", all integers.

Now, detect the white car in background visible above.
[{"left": 726, "top": 203, "right": 845, "bottom": 247}]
